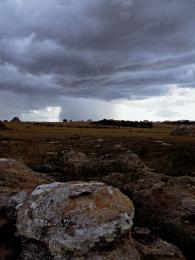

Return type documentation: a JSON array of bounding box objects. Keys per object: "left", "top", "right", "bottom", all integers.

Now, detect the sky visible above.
[{"left": 0, "top": 0, "right": 195, "bottom": 122}]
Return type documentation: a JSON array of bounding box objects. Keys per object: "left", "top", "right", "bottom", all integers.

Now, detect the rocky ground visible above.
[{"left": 0, "top": 145, "right": 195, "bottom": 259}]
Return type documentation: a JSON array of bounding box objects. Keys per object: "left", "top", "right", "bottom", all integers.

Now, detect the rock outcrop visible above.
[
  {"left": 0, "top": 153, "right": 192, "bottom": 259},
  {"left": 132, "top": 227, "right": 185, "bottom": 260},
  {"left": 17, "top": 181, "right": 139, "bottom": 260},
  {"left": 101, "top": 152, "right": 195, "bottom": 260},
  {"left": 0, "top": 159, "right": 44, "bottom": 195},
  {"left": 61, "top": 150, "right": 148, "bottom": 181},
  {"left": 0, "top": 158, "right": 50, "bottom": 260},
  {"left": 63, "top": 151, "right": 89, "bottom": 176},
  {"left": 40, "top": 149, "right": 194, "bottom": 259},
  {"left": 16, "top": 181, "right": 185, "bottom": 260},
  {"left": 130, "top": 174, "right": 195, "bottom": 260}
]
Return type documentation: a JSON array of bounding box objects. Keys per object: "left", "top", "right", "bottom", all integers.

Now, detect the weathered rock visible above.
[
  {"left": 133, "top": 227, "right": 185, "bottom": 260},
  {"left": 63, "top": 151, "right": 89, "bottom": 175},
  {"left": 171, "top": 126, "right": 194, "bottom": 136},
  {"left": 102, "top": 172, "right": 127, "bottom": 190},
  {"left": 128, "top": 171, "right": 195, "bottom": 259},
  {"left": 39, "top": 150, "right": 148, "bottom": 182},
  {"left": 132, "top": 227, "right": 152, "bottom": 243},
  {"left": 0, "top": 192, "right": 28, "bottom": 260},
  {"left": 99, "top": 150, "right": 195, "bottom": 260},
  {"left": 0, "top": 159, "right": 50, "bottom": 260},
  {"left": 17, "top": 181, "right": 140, "bottom": 260},
  {"left": 115, "top": 151, "right": 148, "bottom": 173},
  {"left": 0, "top": 158, "right": 47, "bottom": 215},
  {"left": 101, "top": 153, "right": 195, "bottom": 259},
  {"left": 0, "top": 154, "right": 189, "bottom": 260},
  {"left": 0, "top": 158, "right": 45, "bottom": 194}
]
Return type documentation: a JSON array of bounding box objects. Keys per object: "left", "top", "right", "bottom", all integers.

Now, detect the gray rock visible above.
[
  {"left": 134, "top": 236, "right": 185, "bottom": 260},
  {"left": 63, "top": 151, "right": 89, "bottom": 175},
  {"left": 17, "top": 181, "right": 139, "bottom": 260}
]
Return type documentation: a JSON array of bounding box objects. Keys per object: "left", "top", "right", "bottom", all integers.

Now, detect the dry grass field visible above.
[
  {"left": 1, "top": 121, "right": 194, "bottom": 140},
  {"left": 1, "top": 121, "right": 195, "bottom": 177}
]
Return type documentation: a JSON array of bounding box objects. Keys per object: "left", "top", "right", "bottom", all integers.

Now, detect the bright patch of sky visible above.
[{"left": 21, "top": 106, "right": 61, "bottom": 122}]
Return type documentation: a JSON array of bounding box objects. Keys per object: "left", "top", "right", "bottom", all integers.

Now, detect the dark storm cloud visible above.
[{"left": 0, "top": 0, "right": 195, "bottom": 105}]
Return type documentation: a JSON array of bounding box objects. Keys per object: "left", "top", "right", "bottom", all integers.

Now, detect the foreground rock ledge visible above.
[
  {"left": 17, "top": 181, "right": 139, "bottom": 259},
  {"left": 0, "top": 158, "right": 44, "bottom": 194}
]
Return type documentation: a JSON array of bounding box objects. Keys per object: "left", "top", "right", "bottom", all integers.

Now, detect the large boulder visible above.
[{"left": 17, "top": 181, "right": 139, "bottom": 260}]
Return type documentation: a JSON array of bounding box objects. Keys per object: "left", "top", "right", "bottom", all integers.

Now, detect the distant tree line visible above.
[
  {"left": 164, "top": 120, "right": 195, "bottom": 125},
  {"left": 91, "top": 119, "right": 153, "bottom": 128}
]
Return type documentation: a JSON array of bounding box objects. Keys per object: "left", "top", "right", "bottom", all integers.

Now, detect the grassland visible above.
[
  {"left": 1, "top": 121, "right": 195, "bottom": 177},
  {"left": 1, "top": 121, "right": 194, "bottom": 140}
]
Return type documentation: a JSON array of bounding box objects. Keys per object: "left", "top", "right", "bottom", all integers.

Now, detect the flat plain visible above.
[{"left": 1, "top": 121, "right": 195, "bottom": 177}]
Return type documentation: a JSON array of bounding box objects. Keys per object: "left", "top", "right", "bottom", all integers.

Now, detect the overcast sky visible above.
[{"left": 0, "top": 0, "right": 195, "bottom": 121}]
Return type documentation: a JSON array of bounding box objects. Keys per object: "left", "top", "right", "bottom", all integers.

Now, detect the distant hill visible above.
[{"left": 11, "top": 117, "right": 21, "bottom": 123}]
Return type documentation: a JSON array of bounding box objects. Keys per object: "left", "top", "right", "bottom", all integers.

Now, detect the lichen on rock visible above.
[{"left": 17, "top": 181, "right": 138, "bottom": 259}]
